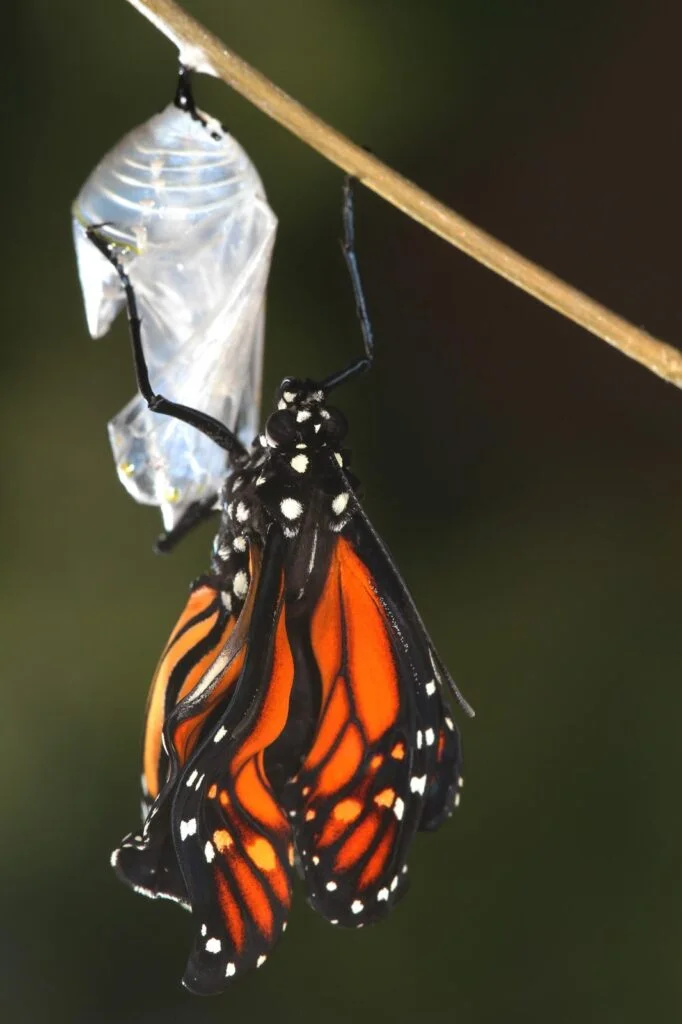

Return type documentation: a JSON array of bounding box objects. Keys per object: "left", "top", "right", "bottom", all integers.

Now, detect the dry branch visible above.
[{"left": 125, "top": 0, "right": 682, "bottom": 389}]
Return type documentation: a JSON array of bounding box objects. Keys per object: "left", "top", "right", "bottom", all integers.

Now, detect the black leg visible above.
[
  {"left": 153, "top": 494, "right": 219, "bottom": 555},
  {"left": 321, "top": 177, "right": 375, "bottom": 393},
  {"left": 174, "top": 64, "right": 223, "bottom": 141},
  {"left": 86, "top": 227, "right": 248, "bottom": 463}
]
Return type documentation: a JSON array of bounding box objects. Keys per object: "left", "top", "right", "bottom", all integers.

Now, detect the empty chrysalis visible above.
[{"left": 72, "top": 70, "right": 277, "bottom": 530}]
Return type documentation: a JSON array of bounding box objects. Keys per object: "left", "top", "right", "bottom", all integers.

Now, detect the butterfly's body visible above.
[{"left": 88, "top": 152, "right": 472, "bottom": 994}]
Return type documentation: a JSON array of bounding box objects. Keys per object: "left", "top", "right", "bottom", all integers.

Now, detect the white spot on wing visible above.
[
  {"left": 214, "top": 725, "right": 227, "bottom": 743},
  {"left": 296, "top": 410, "right": 311, "bottom": 423},
  {"left": 332, "top": 492, "right": 349, "bottom": 515},
  {"left": 186, "top": 769, "right": 198, "bottom": 788},
  {"left": 225, "top": 962, "right": 236, "bottom": 978},
  {"left": 334, "top": 451, "right": 344, "bottom": 466},
  {"left": 393, "top": 797, "right": 405, "bottom": 820},
  {"left": 281, "top": 497, "right": 303, "bottom": 520},
  {"left": 351, "top": 900, "right": 364, "bottom": 914},
  {"left": 326, "top": 881, "right": 337, "bottom": 892},
  {"left": 377, "top": 887, "right": 389, "bottom": 902},
  {"left": 201, "top": 924, "right": 207, "bottom": 936},
  {"left": 410, "top": 775, "right": 427, "bottom": 795},
  {"left": 257, "top": 954, "right": 267, "bottom": 967},
  {"left": 390, "top": 875, "right": 399, "bottom": 892},
  {"left": 204, "top": 841, "right": 215, "bottom": 863},
  {"left": 425, "top": 680, "right": 437, "bottom": 697},
  {"left": 205, "top": 937, "right": 221, "bottom": 954},
  {"left": 425, "top": 728, "right": 436, "bottom": 747}
]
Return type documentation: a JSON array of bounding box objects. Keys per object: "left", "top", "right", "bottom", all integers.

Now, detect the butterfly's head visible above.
[{"left": 262, "top": 378, "right": 348, "bottom": 453}]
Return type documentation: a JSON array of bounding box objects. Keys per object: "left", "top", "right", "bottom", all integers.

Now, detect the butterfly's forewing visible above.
[
  {"left": 287, "top": 533, "right": 446, "bottom": 926},
  {"left": 170, "top": 531, "right": 297, "bottom": 993},
  {"left": 346, "top": 509, "right": 468, "bottom": 831}
]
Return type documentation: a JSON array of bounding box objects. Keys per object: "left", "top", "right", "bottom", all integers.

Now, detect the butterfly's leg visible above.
[
  {"left": 86, "top": 227, "right": 248, "bottom": 463},
  {"left": 153, "top": 494, "right": 220, "bottom": 555},
  {"left": 321, "top": 177, "right": 376, "bottom": 392}
]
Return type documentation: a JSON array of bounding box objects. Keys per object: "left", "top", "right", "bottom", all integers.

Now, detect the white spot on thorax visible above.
[
  {"left": 296, "top": 410, "right": 311, "bottom": 423},
  {"left": 233, "top": 570, "right": 249, "bottom": 599},
  {"left": 233, "top": 535, "right": 247, "bottom": 552},
  {"left": 416, "top": 730, "right": 423, "bottom": 749},
  {"left": 290, "top": 453, "right": 309, "bottom": 473},
  {"left": 180, "top": 818, "right": 197, "bottom": 840},
  {"left": 235, "top": 502, "right": 249, "bottom": 522}
]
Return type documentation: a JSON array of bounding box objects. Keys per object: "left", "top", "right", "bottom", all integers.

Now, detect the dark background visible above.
[{"left": 4, "top": 1, "right": 682, "bottom": 1021}]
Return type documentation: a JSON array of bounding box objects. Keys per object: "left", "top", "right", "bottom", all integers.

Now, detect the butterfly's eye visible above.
[
  {"left": 265, "top": 410, "right": 298, "bottom": 448},
  {"left": 322, "top": 406, "right": 348, "bottom": 442}
]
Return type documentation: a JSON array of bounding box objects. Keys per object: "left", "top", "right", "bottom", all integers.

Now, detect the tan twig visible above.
[{"left": 125, "top": 0, "right": 682, "bottom": 389}]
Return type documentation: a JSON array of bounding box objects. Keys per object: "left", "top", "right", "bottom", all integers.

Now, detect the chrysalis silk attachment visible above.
[{"left": 72, "top": 102, "right": 277, "bottom": 529}]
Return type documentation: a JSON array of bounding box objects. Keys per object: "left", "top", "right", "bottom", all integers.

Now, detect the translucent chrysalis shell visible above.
[{"left": 72, "top": 101, "right": 277, "bottom": 530}]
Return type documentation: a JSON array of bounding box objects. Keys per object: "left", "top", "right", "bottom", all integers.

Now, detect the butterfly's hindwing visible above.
[{"left": 170, "top": 531, "right": 297, "bottom": 993}]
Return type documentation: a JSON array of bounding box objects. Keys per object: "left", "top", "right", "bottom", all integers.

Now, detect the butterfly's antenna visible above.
[{"left": 321, "top": 177, "right": 375, "bottom": 393}]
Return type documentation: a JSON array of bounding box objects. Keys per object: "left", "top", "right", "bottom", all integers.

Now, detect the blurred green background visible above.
[{"left": 4, "top": 1, "right": 682, "bottom": 1021}]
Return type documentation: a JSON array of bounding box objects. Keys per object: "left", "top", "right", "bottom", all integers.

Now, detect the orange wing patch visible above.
[
  {"left": 143, "top": 583, "right": 234, "bottom": 800},
  {"left": 288, "top": 536, "right": 430, "bottom": 927}
]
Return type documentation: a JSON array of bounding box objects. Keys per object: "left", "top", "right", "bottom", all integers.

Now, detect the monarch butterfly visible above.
[
  {"left": 90, "top": 177, "right": 474, "bottom": 994},
  {"left": 73, "top": 68, "right": 277, "bottom": 531}
]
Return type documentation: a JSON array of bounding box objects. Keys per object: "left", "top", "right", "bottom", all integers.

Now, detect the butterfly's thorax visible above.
[{"left": 209, "top": 378, "right": 358, "bottom": 603}]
